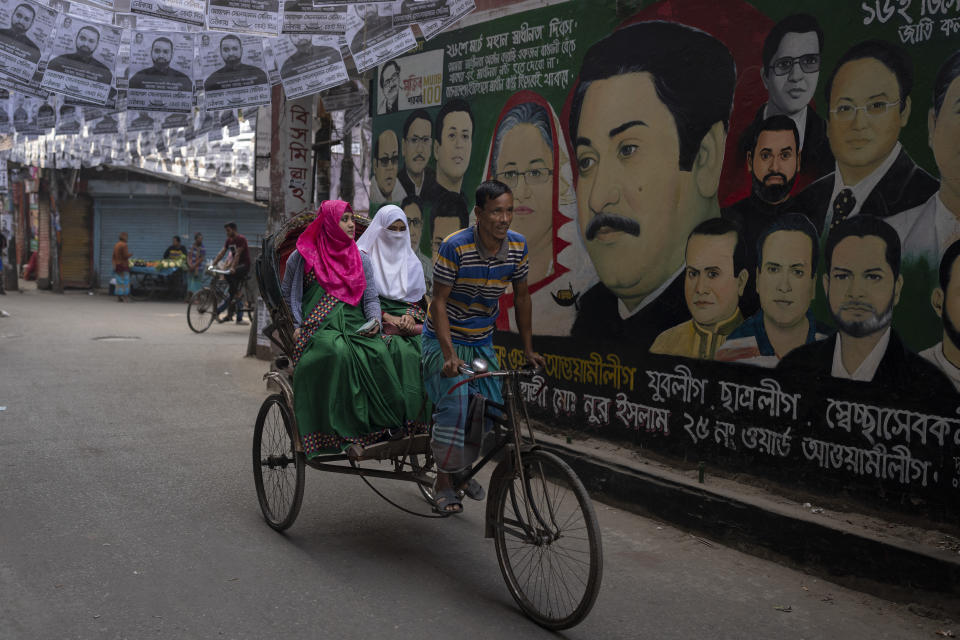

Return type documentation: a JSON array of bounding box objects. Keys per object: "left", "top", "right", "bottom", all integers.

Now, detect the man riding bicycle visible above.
[
  {"left": 422, "top": 180, "right": 545, "bottom": 514},
  {"left": 212, "top": 221, "right": 250, "bottom": 325}
]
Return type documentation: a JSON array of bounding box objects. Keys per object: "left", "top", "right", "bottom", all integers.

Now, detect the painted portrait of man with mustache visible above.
[
  {"left": 399, "top": 109, "right": 436, "bottom": 198},
  {"left": 568, "top": 21, "right": 736, "bottom": 350}
]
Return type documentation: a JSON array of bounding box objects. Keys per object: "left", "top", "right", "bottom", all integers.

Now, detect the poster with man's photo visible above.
[
  {"left": 11, "top": 94, "right": 39, "bottom": 133},
  {"left": 206, "top": 0, "right": 280, "bottom": 36},
  {"left": 55, "top": 98, "right": 83, "bottom": 134},
  {"left": 272, "top": 33, "right": 347, "bottom": 99},
  {"left": 376, "top": 47, "right": 440, "bottom": 114},
  {"left": 281, "top": 1, "right": 346, "bottom": 35},
  {"left": 345, "top": 3, "right": 416, "bottom": 73},
  {"left": 198, "top": 33, "right": 270, "bottom": 110},
  {"left": 126, "top": 109, "right": 157, "bottom": 132},
  {"left": 129, "top": 0, "right": 205, "bottom": 30},
  {"left": 417, "top": 0, "right": 472, "bottom": 40},
  {"left": 0, "top": 0, "right": 58, "bottom": 82},
  {"left": 40, "top": 15, "right": 122, "bottom": 105},
  {"left": 127, "top": 32, "right": 195, "bottom": 112},
  {"left": 390, "top": 0, "right": 449, "bottom": 27}
]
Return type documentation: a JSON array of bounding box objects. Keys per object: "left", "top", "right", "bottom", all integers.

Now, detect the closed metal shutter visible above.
[
  {"left": 180, "top": 196, "right": 267, "bottom": 260},
  {"left": 60, "top": 196, "right": 93, "bottom": 287},
  {"left": 96, "top": 196, "right": 179, "bottom": 287}
]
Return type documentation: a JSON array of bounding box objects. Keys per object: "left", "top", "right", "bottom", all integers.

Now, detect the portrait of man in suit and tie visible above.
[
  {"left": 778, "top": 215, "right": 953, "bottom": 397},
  {"left": 567, "top": 21, "right": 736, "bottom": 350},
  {"left": 794, "top": 40, "right": 938, "bottom": 235},
  {"left": 919, "top": 238, "right": 960, "bottom": 391}
]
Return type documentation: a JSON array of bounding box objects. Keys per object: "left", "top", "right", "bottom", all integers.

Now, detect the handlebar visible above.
[
  {"left": 456, "top": 363, "right": 542, "bottom": 378},
  {"left": 207, "top": 266, "right": 232, "bottom": 275}
]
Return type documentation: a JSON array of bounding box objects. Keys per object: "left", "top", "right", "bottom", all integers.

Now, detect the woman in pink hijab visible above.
[{"left": 280, "top": 200, "right": 405, "bottom": 459}]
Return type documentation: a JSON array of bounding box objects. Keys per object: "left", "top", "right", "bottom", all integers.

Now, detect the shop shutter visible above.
[
  {"left": 60, "top": 196, "right": 93, "bottom": 287},
  {"left": 96, "top": 196, "right": 179, "bottom": 287},
  {"left": 180, "top": 196, "right": 268, "bottom": 260}
]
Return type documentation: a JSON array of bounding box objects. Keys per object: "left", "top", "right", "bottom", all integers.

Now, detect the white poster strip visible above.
[
  {"left": 345, "top": 4, "right": 416, "bottom": 74},
  {"left": 206, "top": 0, "right": 281, "bottom": 36},
  {"left": 130, "top": 0, "right": 206, "bottom": 29},
  {"left": 418, "top": 0, "right": 472, "bottom": 40},
  {"left": 281, "top": 1, "right": 346, "bottom": 35},
  {"left": 127, "top": 31, "right": 195, "bottom": 112},
  {"left": 49, "top": 0, "right": 114, "bottom": 24},
  {"left": 0, "top": 0, "right": 58, "bottom": 82},
  {"left": 40, "top": 16, "right": 122, "bottom": 105},
  {"left": 390, "top": 0, "right": 449, "bottom": 27},
  {"left": 273, "top": 34, "right": 347, "bottom": 99}
]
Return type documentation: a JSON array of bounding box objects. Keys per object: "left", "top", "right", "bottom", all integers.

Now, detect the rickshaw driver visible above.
[{"left": 422, "top": 180, "right": 546, "bottom": 514}]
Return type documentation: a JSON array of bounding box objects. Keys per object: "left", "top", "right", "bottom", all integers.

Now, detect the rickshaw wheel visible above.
[
  {"left": 253, "top": 394, "right": 305, "bottom": 531},
  {"left": 187, "top": 288, "right": 217, "bottom": 333},
  {"left": 492, "top": 450, "right": 603, "bottom": 630}
]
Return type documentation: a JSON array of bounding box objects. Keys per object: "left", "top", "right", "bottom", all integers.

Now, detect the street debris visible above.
[
  {"left": 811, "top": 507, "right": 824, "bottom": 514},
  {"left": 774, "top": 605, "right": 792, "bottom": 612},
  {"left": 935, "top": 631, "right": 954, "bottom": 637}
]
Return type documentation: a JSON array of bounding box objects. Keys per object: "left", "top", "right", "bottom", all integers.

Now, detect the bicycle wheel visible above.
[
  {"left": 492, "top": 449, "right": 602, "bottom": 630},
  {"left": 186, "top": 288, "right": 218, "bottom": 333},
  {"left": 253, "top": 394, "right": 305, "bottom": 531},
  {"left": 406, "top": 448, "right": 436, "bottom": 504}
]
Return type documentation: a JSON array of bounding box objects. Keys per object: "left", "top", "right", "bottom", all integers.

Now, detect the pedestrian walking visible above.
[{"left": 112, "top": 232, "right": 131, "bottom": 302}]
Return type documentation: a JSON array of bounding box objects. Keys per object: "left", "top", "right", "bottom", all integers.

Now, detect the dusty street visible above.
[{"left": 0, "top": 291, "right": 951, "bottom": 639}]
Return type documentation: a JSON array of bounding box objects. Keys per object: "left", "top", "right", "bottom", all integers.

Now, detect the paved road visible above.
[{"left": 0, "top": 292, "right": 949, "bottom": 639}]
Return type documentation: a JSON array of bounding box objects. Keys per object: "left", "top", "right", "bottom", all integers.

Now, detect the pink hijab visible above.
[{"left": 295, "top": 200, "right": 366, "bottom": 306}]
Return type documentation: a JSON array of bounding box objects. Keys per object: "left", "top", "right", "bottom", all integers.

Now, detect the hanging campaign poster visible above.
[
  {"left": 127, "top": 32, "right": 195, "bottom": 112},
  {"left": 318, "top": 78, "right": 365, "bottom": 110},
  {"left": 0, "top": 0, "right": 58, "bottom": 82},
  {"left": 0, "top": 89, "right": 9, "bottom": 134},
  {"left": 272, "top": 34, "right": 348, "bottom": 99},
  {"left": 199, "top": 33, "right": 271, "bottom": 110},
  {"left": 129, "top": 0, "right": 205, "bottom": 30},
  {"left": 40, "top": 16, "right": 122, "bottom": 105},
  {"left": 281, "top": 1, "right": 346, "bottom": 34},
  {"left": 90, "top": 111, "right": 120, "bottom": 134},
  {"left": 390, "top": 0, "right": 449, "bottom": 27},
  {"left": 11, "top": 95, "right": 39, "bottom": 133},
  {"left": 126, "top": 109, "right": 157, "bottom": 132},
  {"left": 417, "top": 0, "right": 472, "bottom": 40},
  {"left": 35, "top": 96, "right": 55, "bottom": 129},
  {"left": 345, "top": 3, "right": 416, "bottom": 73},
  {"left": 160, "top": 111, "right": 190, "bottom": 128},
  {"left": 375, "top": 47, "right": 440, "bottom": 114},
  {"left": 206, "top": 0, "right": 280, "bottom": 36},
  {"left": 49, "top": 0, "right": 114, "bottom": 24},
  {"left": 55, "top": 99, "right": 82, "bottom": 134},
  {"left": 261, "top": 39, "right": 281, "bottom": 85}
]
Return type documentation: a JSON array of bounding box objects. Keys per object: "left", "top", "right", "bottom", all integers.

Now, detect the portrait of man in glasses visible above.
[
  {"left": 398, "top": 109, "right": 436, "bottom": 198},
  {"left": 371, "top": 128, "right": 405, "bottom": 204},
  {"left": 568, "top": 21, "right": 736, "bottom": 350},
  {"left": 740, "top": 14, "right": 833, "bottom": 181},
  {"left": 378, "top": 59, "right": 399, "bottom": 114},
  {"left": 794, "top": 40, "right": 938, "bottom": 235}
]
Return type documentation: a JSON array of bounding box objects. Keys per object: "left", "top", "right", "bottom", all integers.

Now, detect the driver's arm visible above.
[
  {"left": 430, "top": 281, "right": 464, "bottom": 377},
  {"left": 513, "top": 278, "right": 545, "bottom": 368}
]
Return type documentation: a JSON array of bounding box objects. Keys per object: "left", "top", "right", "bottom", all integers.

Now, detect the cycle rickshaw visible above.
[{"left": 252, "top": 211, "right": 602, "bottom": 630}]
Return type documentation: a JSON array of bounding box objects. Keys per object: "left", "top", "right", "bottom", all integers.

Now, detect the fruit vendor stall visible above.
[{"left": 128, "top": 256, "right": 187, "bottom": 300}]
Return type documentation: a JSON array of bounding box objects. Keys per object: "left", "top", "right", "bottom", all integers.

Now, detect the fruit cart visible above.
[{"left": 129, "top": 256, "right": 186, "bottom": 300}]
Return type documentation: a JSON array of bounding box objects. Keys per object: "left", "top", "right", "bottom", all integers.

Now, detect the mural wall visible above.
[{"left": 370, "top": 0, "right": 960, "bottom": 521}]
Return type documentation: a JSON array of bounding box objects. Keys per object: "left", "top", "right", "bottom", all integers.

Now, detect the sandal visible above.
[
  {"left": 433, "top": 488, "right": 463, "bottom": 514},
  {"left": 453, "top": 470, "right": 485, "bottom": 501}
]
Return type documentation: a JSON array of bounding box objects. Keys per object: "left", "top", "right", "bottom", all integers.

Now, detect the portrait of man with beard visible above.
[
  {"left": 47, "top": 25, "right": 113, "bottom": 84},
  {"left": 0, "top": 3, "right": 41, "bottom": 63},
  {"left": 919, "top": 238, "right": 960, "bottom": 391},
  {"left": 204, "top": 35, "right": 267, "bottom": 92},
  {"left": 778, "top": 215, "right": 952, "bottom": 398},
  {"left": 723, "top": 115, "right": 803, "bottom": 315},
  {"left": 129, "top": 36, "right": 192, "bottom": 92}
]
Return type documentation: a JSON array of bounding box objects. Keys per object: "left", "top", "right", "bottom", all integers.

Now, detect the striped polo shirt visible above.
[{"left": 424, "top": 226, "right": 528, "bottom": 345}]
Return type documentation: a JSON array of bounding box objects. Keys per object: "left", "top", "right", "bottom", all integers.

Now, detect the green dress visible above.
[
  {"left": 292, "top": 278, "right": 406, "bottom": 459},
  {"left": 380, "top": 296, "right": 431, "bottom": 423}
]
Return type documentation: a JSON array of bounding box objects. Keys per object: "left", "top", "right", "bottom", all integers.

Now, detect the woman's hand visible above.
[
  {"left": 293, "top": 327, "right": 301, "bottom": 342},
  {"left": 358, "top": 320, "right": 380, "bottom": 337}
]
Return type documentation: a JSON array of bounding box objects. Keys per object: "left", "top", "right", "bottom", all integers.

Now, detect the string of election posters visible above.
[{"left": 0, "top": 0, "right": 476, "bottom": 196}]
